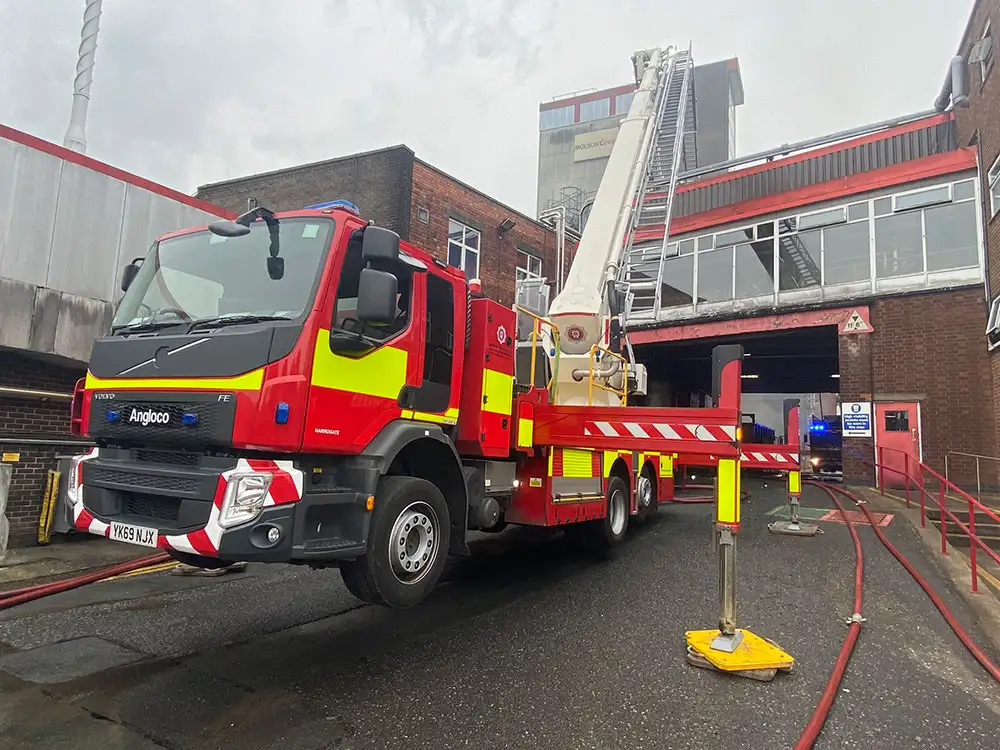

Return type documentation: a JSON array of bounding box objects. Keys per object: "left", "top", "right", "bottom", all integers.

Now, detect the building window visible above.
[
  {"left": 579, "top": 98, "right": 611, "bottom": 122},
  {"left": 539, "top": 105, "right": 574, "bottom": 131},
  {"left": 447, "top": 219, "right": 480, "bottom": 280},
  {"left": 417, "top": 206, "right": 430, "bottom": 224},
  {"left": 516, "top": 250, "right": 542, "bottom": 282},
  {"left": 614, "top": 92, "right": 635, "bottom": 115},
  {"left": 980, "top": 19, "right": 995, "bottom": 82},
  {"left": 988, "top": 155, "right": 1000, "bottom": 217},
  {"left": 924, "top": 201, "right": 979, "bottom": 271}
]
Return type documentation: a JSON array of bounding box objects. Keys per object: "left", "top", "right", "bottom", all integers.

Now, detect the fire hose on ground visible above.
[
  {"left": 795, "top": 480, "right": 1000, "bottom": 750},
  {"left": 0, "top": 552, "right": 171, "bottom": 610}
]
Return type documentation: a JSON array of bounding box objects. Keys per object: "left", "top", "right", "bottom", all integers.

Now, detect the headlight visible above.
[
  {"left": 219, "top": 472, "right": 273, "bottom": 529},
  {"left": 810, "top": 457, "right": 820, "bottom": 466},
  {"left": 67, "top": 453, "right": 87, "bottom": 502}
]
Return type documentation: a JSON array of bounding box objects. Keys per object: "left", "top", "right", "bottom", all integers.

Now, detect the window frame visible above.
[
  {"left": 516, "top": 249, "right": 543, "bottom": 282},
  {"left": 447, "top": 218, "right": 481, "bottom": 280},
  {"left": 981, "top": 19, "right": 995, "bottom": 83}
]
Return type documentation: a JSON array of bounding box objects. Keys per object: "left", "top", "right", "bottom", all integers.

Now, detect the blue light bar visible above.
[
  {"left": 106, "top": 410, "right": 120, "bottom": 423},
  {"left": 303, "top": 199, "right": 359, "bottom": 214},
  {"left": 182, "top": 412, "right": 199, "bottom": 426}
]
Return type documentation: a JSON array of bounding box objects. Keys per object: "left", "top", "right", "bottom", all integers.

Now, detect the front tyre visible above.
[{"left": 339, "top": 476, "right": 450, "bottom": 608}]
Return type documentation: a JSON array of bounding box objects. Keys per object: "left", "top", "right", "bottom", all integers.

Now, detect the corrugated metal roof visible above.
[{"left": 671, "top": 119, "right": 958, "bottom": 218}]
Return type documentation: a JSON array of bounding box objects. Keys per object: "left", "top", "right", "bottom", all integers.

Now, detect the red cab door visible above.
[{"left": 875, "top": 402, "right": 921, "bottom": 489}]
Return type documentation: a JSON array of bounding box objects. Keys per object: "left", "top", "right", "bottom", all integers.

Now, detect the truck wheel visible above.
[
  {"left": 580, "top": 475, "right": 629, "bottom": 554},
  {"left": 339, "top": 476, "right": 450, "bottom": 608},
  {"left": 634, "top": 467, "right": 657, "bottom": 525}
]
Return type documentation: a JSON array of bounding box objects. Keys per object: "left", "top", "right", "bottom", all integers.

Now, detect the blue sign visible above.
[{"left": 841, "top": 402, "right": 872, "bottom": 437}]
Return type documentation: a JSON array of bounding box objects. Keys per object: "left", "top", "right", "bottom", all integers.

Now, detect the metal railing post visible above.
[
  {"left": 976, "top": 457, "right": 981, "bottom": 502},
  {"left": 878, "top": 447, "right": 885, "bottom": 495},
  {"left": 939, "top": 481, "right": 947, "bottom": 555},
  {"left": 969, "top": 494, "right": 978, "bottom": 593},
  {"left": 919, "top": 463, "right": 926, "bottom": 528},
  {"left": 904, "top": 452, "right": 911, "bottom": 508}
]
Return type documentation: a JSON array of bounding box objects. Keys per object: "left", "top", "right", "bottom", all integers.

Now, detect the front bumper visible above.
[{"left": 71, "top": 448, "right": 370, "bottom": 563}]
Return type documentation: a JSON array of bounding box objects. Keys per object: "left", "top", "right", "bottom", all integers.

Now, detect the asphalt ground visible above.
[{"left": 1, "top": 480, "right": 998, "bottom": 749}]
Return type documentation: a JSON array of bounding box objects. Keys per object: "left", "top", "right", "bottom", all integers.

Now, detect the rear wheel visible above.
[
  {"left": 633, "top": 466, "right": 657, "bottom": 525},
  {"left": 339, "top": 475, "right": 450, "bottom": 608},
  {"left": 577, "top": 475, "right": 629, "bottom": 555}
]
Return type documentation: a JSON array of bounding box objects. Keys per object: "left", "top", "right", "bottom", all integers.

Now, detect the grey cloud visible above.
[{"left": 0, "top": 0, "right": 977, "bottom": 218}]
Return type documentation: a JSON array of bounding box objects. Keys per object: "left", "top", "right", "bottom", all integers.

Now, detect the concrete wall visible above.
[{"left": 0, "top": 126, "right": 228, "bottom": 365}]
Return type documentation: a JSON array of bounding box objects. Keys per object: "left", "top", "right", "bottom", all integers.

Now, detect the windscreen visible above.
[{"left": 112, "top": 217, "right": 335, "bottom": 329}]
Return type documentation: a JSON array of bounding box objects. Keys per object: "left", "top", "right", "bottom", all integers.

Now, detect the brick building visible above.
[
  {"left": 622, "top": 109, "right": 994, "bottom": 488},
  {"left": 949, "top": 0, "right": 1000, "bottom": 481},
  {"left": 196, "top": 146, "right": 560, "bottom": 308}
]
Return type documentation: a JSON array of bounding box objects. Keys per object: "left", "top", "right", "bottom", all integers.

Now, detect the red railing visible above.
[{"left": 875, "top": 445, "right": 1000, "bottom": 593}]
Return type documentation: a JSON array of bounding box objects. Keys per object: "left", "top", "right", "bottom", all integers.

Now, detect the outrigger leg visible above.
[{"left": 685, "top": 457, "right": 795, "bottom": 682}]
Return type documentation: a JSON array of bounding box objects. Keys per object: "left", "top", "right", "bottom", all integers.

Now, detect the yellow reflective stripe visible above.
[
  {"left": 482, "top": 369, "right": 514, "bottom": 415},
  {"left": 716, "top": 458, "right": 740, "bottom": 525},
  {"left": 661, "top": 454, "right": 674, "bottom": 478},
  {"left": 311, "top": 330, "right": 407, "bottom": 399},
  {"left": 402, "top": 407, "right": 459, "bottom": 425},
  {"left": 603, "top": 450, "right": 617, "bottom": 478},
  {"left": 85, "top": 369, "right": 264, "bottom": 392},
  {"left": 548, "top": 449, "right": 555, "bottom": 477},
  {"left": 561, "top": 448, "right": 594, "bottom": 478},
  {"left": 789, "top": 470, "right": 802, "bottom": 495},
  {"left": 517, "top": 417, "right": 534, "bottom": 448}
]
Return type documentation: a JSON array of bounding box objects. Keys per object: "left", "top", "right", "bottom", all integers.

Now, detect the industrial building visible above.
[{"left": 536, "top": 56, "right": 744, "bottom": 231}]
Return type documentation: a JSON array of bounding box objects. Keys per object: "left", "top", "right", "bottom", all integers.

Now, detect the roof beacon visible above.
[{"left": 304, "top": 199, "right": 360, "bottom": 215}]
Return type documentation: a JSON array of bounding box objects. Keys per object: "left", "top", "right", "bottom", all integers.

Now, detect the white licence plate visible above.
[{"left": 109, "top": 521, "right": 159, "bottom": 548}]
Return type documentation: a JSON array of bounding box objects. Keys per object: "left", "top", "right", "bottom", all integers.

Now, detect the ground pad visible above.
[{"left": 765, "top": 505, "right": 829, "bottom": 521}]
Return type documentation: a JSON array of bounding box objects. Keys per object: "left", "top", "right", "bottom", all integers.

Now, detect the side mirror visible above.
[
  {"left": 267, "top": 256, "right": 284, "bottom": 280},
  {"left": 208, "top": 219, "right": 251, "bottom": 238},
  {"left": 357, "top": 268, "right": 398, "bottom": 323},
  {"left": 362, "top": 226, "right": 400, "bottom": 264},
  {"left": 120, "top": 262, "right": 141, "bottom": 292}
]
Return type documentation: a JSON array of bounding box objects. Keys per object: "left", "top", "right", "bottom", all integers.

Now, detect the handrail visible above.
[
  {"left": 944, "top": 450, "right": 1000, "bottom": 500},
  {"left": 587, "top": 345, "right": 629, "bottom": 406},
  {"left": 874, "top": 445, "right": 1000, "bottom": 594},
  {"left": 513, "top": 305, "right": 561, "bottom": 403}
]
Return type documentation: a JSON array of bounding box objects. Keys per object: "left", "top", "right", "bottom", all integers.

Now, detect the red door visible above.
[{"left": 875, "top": 402, "right": 921, "bottom": 489}]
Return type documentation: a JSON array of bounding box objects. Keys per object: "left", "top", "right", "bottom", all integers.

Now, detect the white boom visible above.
[{"left": 544, "top": 45, "right": 696, "bottom": 405}]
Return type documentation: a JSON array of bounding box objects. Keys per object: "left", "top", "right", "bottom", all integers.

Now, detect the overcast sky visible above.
[{"left": 0, "top": 0, "right": 976, "bottom": 217}]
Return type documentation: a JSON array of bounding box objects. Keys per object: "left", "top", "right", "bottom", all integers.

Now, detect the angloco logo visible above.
[{"left": 128, "top": 408, "right": 171, "bottom": 426}]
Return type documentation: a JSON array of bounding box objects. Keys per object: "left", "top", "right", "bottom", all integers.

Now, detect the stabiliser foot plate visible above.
[{"left": 685, "top": 628, "right": 795, "bottom": 677}]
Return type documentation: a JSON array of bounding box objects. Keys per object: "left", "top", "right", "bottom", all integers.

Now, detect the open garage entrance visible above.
[{"left": 635, "top": 325, "right": 842, "bottom": 477}]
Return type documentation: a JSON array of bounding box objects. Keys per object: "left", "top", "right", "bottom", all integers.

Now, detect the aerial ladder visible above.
[{"left": 545, "top": 45, "right": 697, "bottom": 406}]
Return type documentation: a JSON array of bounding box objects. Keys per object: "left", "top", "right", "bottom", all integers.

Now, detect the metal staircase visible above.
[
  {"left": 777, "top": 233, "right": 822, "bottom": 289},
  {"left": 621, "top": 47, "right": 697, "bottom": 321}
]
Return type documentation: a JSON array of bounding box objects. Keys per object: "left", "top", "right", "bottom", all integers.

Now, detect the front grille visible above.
[
  {"left": 124, "top": 494, "right": 182, "bottom": 523},
  {"left": 88, "top": 467, "right": 198, "bottom": 494},
  {"left": 135, "top": 449, "right": 200, "bottom": 466},
  {"left": 88, "top": 392, "right": 236, "bottom": 446}
]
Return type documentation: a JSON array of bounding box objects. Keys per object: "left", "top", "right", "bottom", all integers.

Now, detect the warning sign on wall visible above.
[
  {"left": 841, "top": 402, "right": 873, "bottom": 437},
  {"left": 839, "top": 308, "right": 873, "bottom": 335}
]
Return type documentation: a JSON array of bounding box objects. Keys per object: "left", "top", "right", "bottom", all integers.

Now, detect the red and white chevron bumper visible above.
[
  {"left": 583, "top": 420, "right": 738, "bottom": 442},
  {"left": 69, "top": 450, "right": 304, "bottom": 557}
]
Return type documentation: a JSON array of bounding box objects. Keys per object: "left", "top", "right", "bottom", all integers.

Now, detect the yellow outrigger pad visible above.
[{"left": 685, "top": 629, "right": 795, "bottom": 672}]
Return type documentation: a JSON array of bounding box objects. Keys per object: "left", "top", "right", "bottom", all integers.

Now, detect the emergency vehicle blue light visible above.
[
  {"left": 809, "top": 423, "right": 826, "bottom": 432},
  {"left": 275, "top": 402, "right": 290, "bottom": 425},
  {"left": 106, "top": 410, "right": 120, "bottom": 423},
  {"left": 182, "top": 412, "right": 199, "bottom": 426},
  {"left": 303, "top": 199, "right": 359, "bottom": 215}
]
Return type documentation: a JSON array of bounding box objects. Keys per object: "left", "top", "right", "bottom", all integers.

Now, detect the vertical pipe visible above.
[{"left": 63, "top": 0, "right": 103, "bottom": 153}]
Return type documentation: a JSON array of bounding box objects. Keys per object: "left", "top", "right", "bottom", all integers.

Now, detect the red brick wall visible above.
[
  {"left": 408, "top": 161, "right": 558, "bottom": 307},
  {"left": 951, "top": 0, "right": 1000, "bottom": 488},
  {"left": 0, "top": 351, "right": 86, "bottom": 546},
  {"left": 839, "top": 288, "right": 996, "bottom": 487}
]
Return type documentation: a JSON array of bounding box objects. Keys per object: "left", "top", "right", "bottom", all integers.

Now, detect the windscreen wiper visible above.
[
  {"left": 187, "top": 314, "right": 292, "bottom": 333},
  {"left": 112, "top": 320, "right": 188, "bottom": 336}
]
